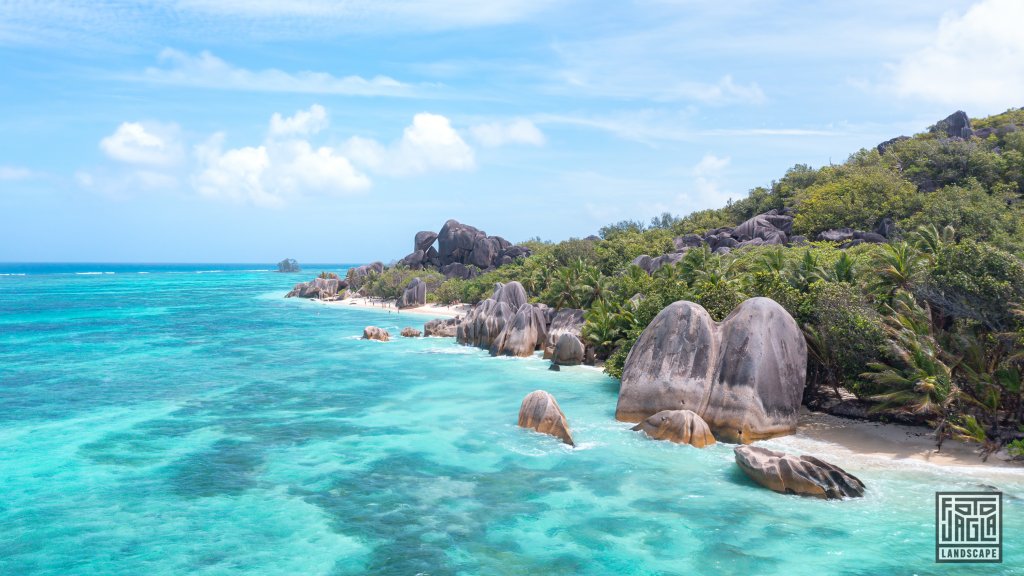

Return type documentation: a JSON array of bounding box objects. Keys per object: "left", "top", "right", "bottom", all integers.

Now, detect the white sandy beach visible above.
[
  {"left": 319, "top": 295, "right": 471, "bottom": 318},
  {"left": 776, "top": 409, "right": 1024, "bottom": 475}
]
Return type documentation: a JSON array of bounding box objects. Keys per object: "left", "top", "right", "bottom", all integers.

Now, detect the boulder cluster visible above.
[
  {"left": 616, "top": 297, "right": 807, "bottom": 443},
  {"left": 423, "top": 317, "right": 459, "bottom": 337},
  {"left": 456, "top": 281, "right": 589, "bottom": 365},
  {"left": 362, "top": 326, "right": 390, "bottom": 342},
  {"left": 285, "top": 276, "right": 346, "bottom": 299},
  {"left": 632, "top": 209, "right": 895, "bottom": 275},
  {"left": 276, "top": 258, "right": 300, "bottom": 273},
  {"left": 398, "top": 219, "right": 532, "bottom": 279}
]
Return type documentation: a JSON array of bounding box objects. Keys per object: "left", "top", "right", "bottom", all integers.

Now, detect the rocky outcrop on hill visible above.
[
  {"left": 734, "top": 445, "right": 866, "bottom": 499},
  {"left": 362, "top": 326, "right": 390, "bottom": 341},
  {"left": 615, "top": 297, "right": 807, "bottom": 443},
  {"left": 930, "top": 110, "right": 973, "bottom": 139},
  {"left": 518, "top": 390, "right": 575, "bottom": 446},
  {"left": 347, "top": 262, "right": 384, "bottom": 289},
  {"left": 400, "top": 327, "right": 422, "bottom": 338},
  {"left": 397, "top": 278, "right": 426, "bottom": 309},
  {"left": 397, "top": 220, "right": 532, "bottom": 277},
  {"left": 285, "top": 277, "right": 346, "bottom": 299},
  {"left": 631, "top": 409, "right": 716, "bottom": 448},
  {"left": 632, "top": 207, "right": 898, "bottom": 275},
  {"left": 424, "top": 317, "right": 459, "bottom": 337},
  {"left": 277, "top": 258, "right": 300, "bottom": 273}
]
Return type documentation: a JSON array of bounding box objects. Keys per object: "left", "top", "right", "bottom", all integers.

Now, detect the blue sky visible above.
[{"left": 1, "top": 0, "right": 1022, "bottom": 263}]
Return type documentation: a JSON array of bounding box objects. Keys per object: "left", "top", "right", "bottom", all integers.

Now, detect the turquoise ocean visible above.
[{"left": 1, "top": 263, "right": 1022, "bottom": 575}]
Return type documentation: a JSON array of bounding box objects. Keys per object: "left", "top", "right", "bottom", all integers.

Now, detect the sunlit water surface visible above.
[{"left": 1, "top": 264, "right": 1021, "bottom": 575}]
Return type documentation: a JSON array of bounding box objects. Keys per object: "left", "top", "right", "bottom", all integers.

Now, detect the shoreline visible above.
[
  {"left": 777, "top": 409, "right": 1023, "bottom": 474},
  {"left": 308, "top": 292, "right": 1022, "bottom": 473},
  {"left": 316, "top": 295, "right": 471, "bottom": 318}
]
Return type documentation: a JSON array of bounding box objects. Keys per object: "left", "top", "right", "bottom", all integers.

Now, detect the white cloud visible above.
[
  {"left": 100, "top": 122, "right": 183, "bottom": 166},
  {"left": 887, "top": 0, "right": 1024, "bottom": 112},
  {"left": 689, "top": 154, "right": 733, "bottom": 206},
  {"left": 269, "top": 104, "right": 328, "bottom": 137},
  {"left": 0, "top": 166, "right": 32, "bottom": 180},
  {"left": 193, "top": 121, "right": 371, "bottom": 208},
  {"left": 469, "top": 119, "right": 546, "bottom": 147},
  {"left": 343, "top": 112, "right": 475, "bottom": 176},
  {"left": 140, "top": 49, "right": 414, "bottom": 96}
]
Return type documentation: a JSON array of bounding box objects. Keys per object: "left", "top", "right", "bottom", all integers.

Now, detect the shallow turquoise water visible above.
[{"left": 1, "top": 265, "right": 1022, "bottom": 575}]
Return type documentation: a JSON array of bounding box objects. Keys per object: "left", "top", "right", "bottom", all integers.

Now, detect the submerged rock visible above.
[
  {"left": 277, "top": 258, "right": 300, "bottom": 273},
  {"left": 362, "top": 326, "right": 390, "bottom": 342},
  {"left": 400, "top": 327, "right": 422, "bottom": 338},
  {"left": 631, "top": 409, "right": 716, "bottom": 448},
  {"left": 734, "top": 445, "right": 865, "bottom": 499},
  {"left": 615, "top": 297, "right": 807, "bottom": 443},
  {"left": 423, "top": 317, "right": 459, "bottom": 337},
  {"left": 517, "top": 390, "right": 574, "bottom": 446}
]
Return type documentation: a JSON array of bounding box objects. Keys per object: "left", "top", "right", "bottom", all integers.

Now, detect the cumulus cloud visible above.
[
  {"left": 342, "top": 112, "right": 475, "bottom": 176},
  {"left": 469, "top": 119, "right": 546, "bottom": 147},
  {"left": 140, "top": 49, "right": 414, "bottom": 96},
  {"left": 193, "top": 106, "right": 371, "bottom": 208},
  {"left": 100, "top": 122, "right": 183, "bottom": 166},
  {"left": 269, "top": 104, "right": 328, "bottom": 137},
  {"left": 887, "top": 0, "right": 1024, "bottom": 112},
  {"left": 690, "top": 154, "right": 733, "bottom": 206},
  {"left": 0, "top": 166, "right": 32, "bottom": 180}
]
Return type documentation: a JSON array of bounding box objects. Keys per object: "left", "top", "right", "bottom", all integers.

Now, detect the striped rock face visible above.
[{"left": 615, "top": 297, "right": 807, "bottom": 444}]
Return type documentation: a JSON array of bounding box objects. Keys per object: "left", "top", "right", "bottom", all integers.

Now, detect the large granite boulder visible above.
[
  {"left": 438, "top": 219, "right": 486, "bottom": 266},
  {"left": 631, "top": 409, "right": 716, "bottom": 448},
  {"left": 615, "top": 297, "right": 807, "bottom": 443},
  {"left": 734, "top": 445, "right": 865, "bottom": 499},
  {"left": 930, "top": 110, "right": 972, "bottom": 139},
  {"left": 397, "top": 277, "right": 426, "bottom": 309},
  {"left": 491, "top": 304, "right": 548, "bottom": 357},
  {"left": 400, "top": 327, "right": 422, "bottom": 338},
  {"left": 469, "top": 236, "right": 501, "bottom": 269},
  {"left": 518, "top": 390, "right": 574, "bottom": 446},
  {"left": 277, "top": 258, "right": 300, "bottom": 273},
  {"left": 492, "top": 281, "right": 528, "bottom": 312},
  {"left": 285, "top": 277, "right": 341, "bottom": 299},
  {"left": 424, "top": 317, "right": 459, "bottom": 337},
  {"left": 457, "top": 299, "right": 515, "bottom": 349},
  {"left": 348, "top": 262, "right": 384, "bottom": 283},
  {"left": 399, "top": 250, "right": 425, "bottom": 270},
  {"left": 551, "top": 332, "right": 585, "bottom": 366},
  {"left": 415, "top": 230, "right": 438, "bottom": 252},
  {"left": 440, "top": 262, "right": 477, "bottom": 280},
  {"left": 362, "top": 326, "right": 390, "bottom": 342},
  {"left": 732, "top": 214, "right": 789, "bottom": 245}
]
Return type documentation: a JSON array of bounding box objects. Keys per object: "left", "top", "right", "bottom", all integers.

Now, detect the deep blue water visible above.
[{"left": 1, "top": 264, "right": 1022, "bottom": 575}]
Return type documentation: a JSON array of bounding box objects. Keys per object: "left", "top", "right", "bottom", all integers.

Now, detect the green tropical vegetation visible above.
[{"left": 360, "top": 108, "right": 1024, "bottom": 457}]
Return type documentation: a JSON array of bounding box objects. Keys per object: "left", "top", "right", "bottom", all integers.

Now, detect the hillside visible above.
[{"left": 350, "top": 108, "right": 1024, "bottom": 458}]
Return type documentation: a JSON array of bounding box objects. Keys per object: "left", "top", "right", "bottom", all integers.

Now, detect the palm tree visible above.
[
  {"left": 913, "top": 224, "right": 955, "bottom": 259},
  {"left": 872, "top": 242, "right": 923, "bottom": 297},
  {"left": 754, "top": 247, "right": 787, "bottom": 276},
  {"left": 787, "top": 249, "right": 825, "bottom": 291},
  {"left": 830, "top": 251, "right": 856, "bottom": 284}
]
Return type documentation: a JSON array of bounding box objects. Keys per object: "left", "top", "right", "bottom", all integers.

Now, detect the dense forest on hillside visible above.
[{"left": 354, "top": 108, "right": 1024, "bottom": 458}]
